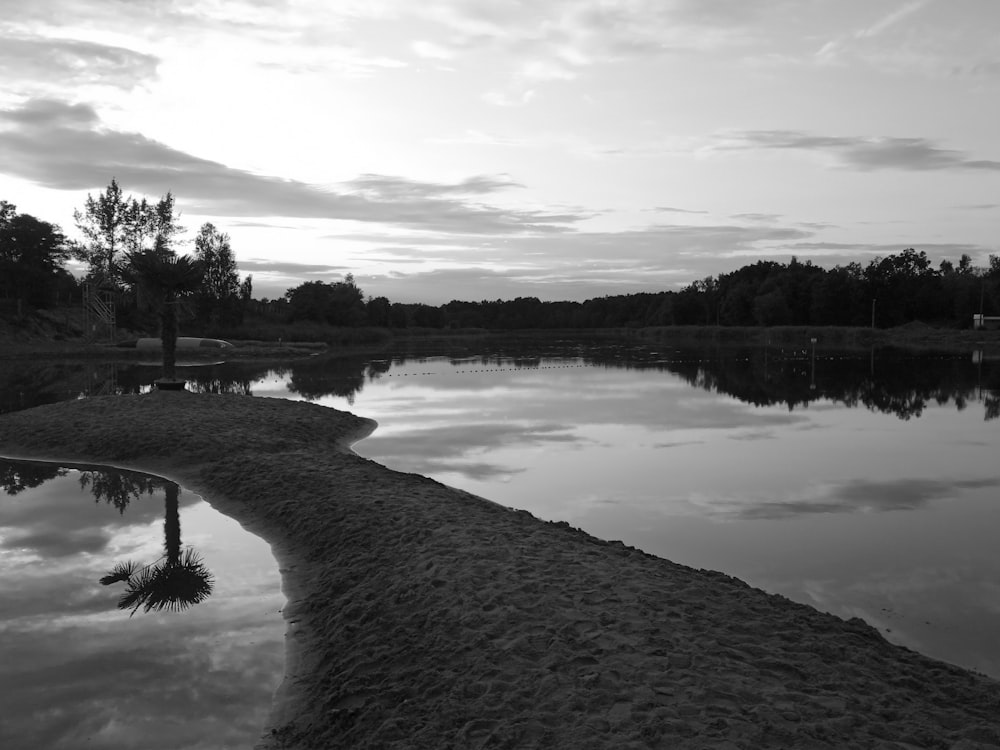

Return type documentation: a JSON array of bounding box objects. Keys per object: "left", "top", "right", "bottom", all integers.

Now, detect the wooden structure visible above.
[{"left": 83, "top": 283, "right": 117, "bottom": 343}]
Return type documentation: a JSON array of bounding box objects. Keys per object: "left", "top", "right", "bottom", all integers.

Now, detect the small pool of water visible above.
[{"left": 0, "top": 459, "right": 285, "bottom": 750}]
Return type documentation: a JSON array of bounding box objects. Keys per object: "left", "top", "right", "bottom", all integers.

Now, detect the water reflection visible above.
[
  {"left": 4, "top": 341, "right": 999, "bottom": 421},
  {"left": 0, "top": 459, "right": 67, "bottom": 493},
  {"left": 98, "top": 481, "right": 215, "bottom": 616},
  {"left": 0, "top": 458, "right": 283, "bottom": 749}
]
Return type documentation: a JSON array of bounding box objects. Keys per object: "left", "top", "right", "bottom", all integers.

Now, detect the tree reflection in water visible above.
[
  {"left": 79, "top": 469, "right": 159, "bottom": 513},
  {"left": 94, "top": 477, "right": 215, "bottom": 615},
  {"left": 2, "top": 340, "right": 998, "bottom": 422},
  {"left": 0, "top": 462, "right": 215, "bottom": 616},
  {"left": 0, "top": 461, "right": 66, "bottom": 493}
]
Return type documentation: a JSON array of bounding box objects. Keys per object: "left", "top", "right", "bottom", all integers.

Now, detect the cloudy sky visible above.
[{"left": 1, "top": 0, "right": 998, "bottom": 303}]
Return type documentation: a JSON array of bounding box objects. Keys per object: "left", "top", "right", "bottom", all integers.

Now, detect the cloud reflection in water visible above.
[{"left": 0, "top": 460, "right": 284, "bottom": 750}]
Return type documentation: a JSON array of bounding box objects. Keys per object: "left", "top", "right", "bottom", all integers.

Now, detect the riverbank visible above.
[
  {"left": 1, "top": 392, "right": 999, "bottom": 748},
  {"left": 4, "top": 312, "right": 1000, "bottom": 361}
]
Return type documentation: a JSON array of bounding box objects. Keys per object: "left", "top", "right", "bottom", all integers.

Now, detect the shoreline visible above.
[
  {"left": 3, "top": 323, "right": 999, "bottom": 361},
  {"left": 1, "top": 392, "right": 999, "bottom": 748}
]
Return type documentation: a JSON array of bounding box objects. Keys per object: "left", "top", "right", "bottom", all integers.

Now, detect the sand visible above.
[{"left": 1, "top": 390, "right": 999, "bottom": 749}]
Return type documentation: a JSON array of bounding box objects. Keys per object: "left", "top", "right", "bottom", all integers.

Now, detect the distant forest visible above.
[
  {"left": 3, "top": 181, "right": 1000, "bottom": 334},
  {"left": 265, "top": 249, "right": 1000, "bottom": 331}
]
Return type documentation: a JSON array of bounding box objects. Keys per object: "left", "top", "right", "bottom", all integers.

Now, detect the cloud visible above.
[
  {"left": 833, "top": 477, "right": 998, "bottom": 509},
  {"left": 705, "top": 476, "right": 1000, "bottom": 520},
  {"left": 816, "top": 0, "right": 933, "bottom": 63},
  {"left": 960, "top": 59, "right": 1000, "bottom": 78},
  {"left": 731, "top": 212, "right": 781, "bottom": 223},
  {"left": 358, "top": 421, "right": 584, "bottom": 479},
  {"left": 6, "top": 527, "right": 112, "bottom": 557},
  {"left": 344, "top": 173, "right": 524, "bottom": 198},
  {"left": 425, "top": 0, "right": 769, "bottom": 57},
  {"left": 649, "top": 206, "right": 709, "bottom": 215},
  {"left": 237, "top": 259, "right": 351, "bottom": 276},
  {"left": 653, "top": 440, "right": 705, "bottom": 449},
  {"left": 0, "top": 98, "right": 584, "bottom": 234},
  {"left": 415, "top": 460, "right": 524, "bottom": 482},
  {"left": 857, "top": 0, "right": 932, "bottom": 39},
  {"left": 720, "top": 129, "right": 1000, "bottom": 172},
  {"left": 411, "top": 39, "right": 455, "bottom": 60},
  {"left": 421, "top": 0, "right": 783, "bottom": 104},
  {"left": 0, "top": 35, "right": 158, "bottom": 91},
  {"left": 482, "top": 88, "right": 537, "bottom": 107},
  {"left": 3, "top": 607, "right": 282, "bottom": 750},
  {"left": 728, "top": 430, "right": 776, "bottom": 442}
]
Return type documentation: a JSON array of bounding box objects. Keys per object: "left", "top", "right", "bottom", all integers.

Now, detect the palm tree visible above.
[
  {"left": 124, "top": 244, "right": 205, "bottom": 383},
  {"left": 100, "top": 482, "right": 214, "bottom": 615}
]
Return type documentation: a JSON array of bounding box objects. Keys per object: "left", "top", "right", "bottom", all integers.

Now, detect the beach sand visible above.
[{"left": 1, "top": 390, "right": 998, "bottom": 749}]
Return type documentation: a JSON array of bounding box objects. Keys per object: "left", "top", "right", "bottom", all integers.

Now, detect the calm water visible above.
[
  {"left": 0, "top": 460, "right": 285, "bottom": 749},
  {"left": 3, "top": 337, "right": 1000, "bottom": 683}
]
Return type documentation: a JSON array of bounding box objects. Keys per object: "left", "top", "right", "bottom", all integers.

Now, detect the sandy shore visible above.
[{"left": 1, "top": 391, "right": 999, "bottom": 749}]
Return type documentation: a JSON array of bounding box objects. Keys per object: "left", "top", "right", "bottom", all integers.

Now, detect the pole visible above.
[
  {"left": 981, "top": 279, "right": 986, "bottom": 324},
  {"left": 871, "top": 298, "right": 876, "bottom": 329},
  {"left": 810, "top": 337, "right": 817, "bottom": 390}
]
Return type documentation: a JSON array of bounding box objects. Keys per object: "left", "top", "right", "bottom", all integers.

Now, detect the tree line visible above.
[
  {"left": 268, "top": 250, "right": 1000, "bottom": 331},
  {"left": 4, "top": 179, "right": 999, "bottom": 334}
]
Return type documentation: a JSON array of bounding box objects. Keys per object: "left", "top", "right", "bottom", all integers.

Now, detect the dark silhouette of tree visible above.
[
  {"left": 124, "top": 247, "right": 205, "bottom": 380},
  {"left": 74, "top": 180, "right": 184, "bottom": 289},
  {"left": 0, "top": 208, "right": 72, "bottom": 314},
  {"left": 285, "top": 275, "right": 366, "bottom": 325},
  {"left": 194, "top": 222, "right": 245, "bottom": 326},
  {"left": 73, "top": 178, "right": 131, "bottom": 284},
  {"left": 100, "top": 482, "right": 214, "bottom": 615},
  {"left": 365, "top": 295, "right": 392, "bottom": 327},
  {"left": 239, "top": 273, "right": 253, "bottom": 316}
]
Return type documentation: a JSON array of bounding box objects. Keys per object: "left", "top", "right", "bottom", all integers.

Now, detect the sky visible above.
[{"left": 1, "top": 0, "right": 998, "bottom": 304}]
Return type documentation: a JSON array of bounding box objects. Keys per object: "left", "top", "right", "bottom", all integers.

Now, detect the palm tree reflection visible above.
[{"left": 99, "top": 481, "right": 214, "bottom": 615}]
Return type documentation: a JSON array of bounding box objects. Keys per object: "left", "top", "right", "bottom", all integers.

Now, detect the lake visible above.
[{"left": 2, "top": 335, "right": 999, "bottom": 686}]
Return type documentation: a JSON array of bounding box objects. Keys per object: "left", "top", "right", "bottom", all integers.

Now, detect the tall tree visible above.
[
  {"left": 147, "top": 192, "right": 183, "bottom": 252},
  {"left": 74, "top": 178, "right": 130, "bottom": 284},
  {"left": 239, "top": 274, "right": 253, "bottom": 308},
  {"left": 74, "top": 180, "right": 184, "bottom": 286},
  {"left": 193, "top": 222, "right": 241, "bottom": 325},
  {"left": 0, "top": 210, "right": 70, "bottom": 314}
]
